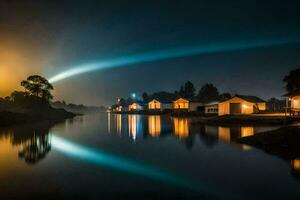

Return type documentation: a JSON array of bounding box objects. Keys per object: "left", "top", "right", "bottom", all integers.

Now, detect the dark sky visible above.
[{"left": 1, "top": 0, "right": 300, "bottom": 105}]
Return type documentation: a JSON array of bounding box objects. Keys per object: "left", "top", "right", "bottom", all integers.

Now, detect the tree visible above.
[
  {"left": 179, "top": 81, "right": 196, "bottom": 98},
  {"left": 142, "top": 92, "right": 148, "bottom": 102},
  {"left": 10, "top": 91, "right": 29, "bottom": 102},
  {"left": 283, "top": 68, "right": 300, "bottom": 92},
  {"left": 197, "top": 83, "right": 219, "bottom": 103},
  {"left": 219, "top": 92, "right": 232, "bottom": 101},
  {"left": 21, "top": 75, "right": 54, "bottom": 100}
]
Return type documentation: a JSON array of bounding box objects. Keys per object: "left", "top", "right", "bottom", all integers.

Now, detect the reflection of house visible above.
[
  {"left": 128, "top": 102, "right": 143, "bottom": 111},
  {"left": 173, "top": 118, "right": 189, "bottom": 139},
  {"left": 218, "top": 95, "right": 266, "bottom": 115},
  {"left": 148, "top": 115, "right": 161, "bottom": 136},
  {"left": 205, "top": 101, "right": 219, "bottom": 114},
  {"left": 291, "top": 159, "right": 300, "bottom": 179},
  {"left": 148, "top": 99, "right": 172, "bottom": 111},
  {"left": 217, "top": 126, "right": 254, "bottom": 142},
  {"left": 173, "top": 98, "right": 203, "bottom": 111}
]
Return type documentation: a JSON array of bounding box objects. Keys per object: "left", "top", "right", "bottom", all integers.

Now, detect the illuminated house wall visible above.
[
  {"left": 291, "top": 96, "right": 300, "bottom": 110},
  {"left": 148, "top": 99, "right": 161, "bottom": 110},
  {"left": 173, "top": 98, "right": 189, "bottom": 110},
  {"left": 128, "top": 103, "right": 143, "bottom": 111},
  {"left": 218, "top": 97, "right": 266, "bottom": 115},
  {"left": 257, "top": 103, "right": 266, "bottom": 111},
  {"left": 204, "top": 102, "right": 219, "bottom": 114}
]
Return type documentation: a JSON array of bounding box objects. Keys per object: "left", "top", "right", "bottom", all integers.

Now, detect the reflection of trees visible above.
[
  {"left": 3, "top": 122, "right": 53, "bottom": 164},
  {"left": 18, "top": 134, "right": 51, "bottom": 164}
]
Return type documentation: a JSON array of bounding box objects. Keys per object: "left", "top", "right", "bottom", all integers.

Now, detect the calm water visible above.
[{"left": 1, "top": 113, "right": 300, "bottom": 199}]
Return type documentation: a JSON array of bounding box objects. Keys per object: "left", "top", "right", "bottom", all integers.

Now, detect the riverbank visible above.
[{"left": 0, "top": 108, "right": 76, "bottom": 127}]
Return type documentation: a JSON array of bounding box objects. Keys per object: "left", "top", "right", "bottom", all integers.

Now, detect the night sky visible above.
[{"left": 1, "top": 0, "right": 300, "bottom": 105}]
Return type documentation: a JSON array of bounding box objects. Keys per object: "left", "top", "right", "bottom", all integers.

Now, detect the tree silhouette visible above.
[
  {"left": 283, "top": 68, "right": 300, "bottom": 92},
  {"left": 21, "top": 75, "right": 54, "bottom": 100},
  {"left": 197, "top": 83, "right": 219, "bottom": 103},
  {"left": 179, "top": 81, "right": 196, "bottom": 98},
  {"left": 219, "top": 92, "right": 232, "bottom": 101}
]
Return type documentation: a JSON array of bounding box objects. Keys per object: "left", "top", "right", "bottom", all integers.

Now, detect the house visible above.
[
  {"left": 148, "top": 98, "right": 173, "bottom": 111},
  {"left": 173, "top": 98, "right": 189, "bottom": 111},
  {"left": 218, "top": 95, "right": 266, "bottom": 115},
  {"left": 173, "top": 98, "right": 203, "bottom": 112},
  {"left": 204, "top": 101, "right": 219, "bottom": 114},
  {"left": 128, "top": 102, "right": 143, "bottom": 111},
  {"left": 284, "top": 90, "right": 300, "bottom": 115}
]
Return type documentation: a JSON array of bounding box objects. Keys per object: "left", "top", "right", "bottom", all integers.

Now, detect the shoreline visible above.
[
  {"left": 0, "top": 109, "right": 76, "bottom": 128},
  {"left": 109, "top": 111, "right": 299, "bottom": 125}
]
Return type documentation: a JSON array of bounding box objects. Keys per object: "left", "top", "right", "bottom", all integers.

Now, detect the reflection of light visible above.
[
  {"left": 242, "top": 104, "right": 248, "bottom": 109},
  {"left": 241, "top": 127, "right": 254, "bottom": 137},
  {"left": 148, "top": 115, "right": 161, "bottom": 137},
  {"left": 292, "top": 159, "right": 300, "bottom": 171},
  {"left": 48, "top": 39, "right": 295, "bottom": 83},
  {"left": 50, "top": 135, "right": 202, "bottom": 191},
  {"left": 218, "top": 127, "right": 231, "bottom": 142},
  {"left": 116, "top": 114, "right": 122, "bottom": 135},
  {"left": 173, "top": 118, "right": 189, "bottom": 139},
  {"left": 128, "top": 115, "right": 141, "bottom": 141},
  {"left": 108, "top": 113, "right": 111, "bottom": 133}
]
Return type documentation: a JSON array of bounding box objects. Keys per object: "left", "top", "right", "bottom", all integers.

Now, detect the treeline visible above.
[
  {"left": 51, "top": 101, "right": 106, "bottom": 114},
  {"left": 113, "top": 80, "right": 287, "bottom": 112},
  {"left": 113, "top": 81, "right": 232, "bottom": 109}
]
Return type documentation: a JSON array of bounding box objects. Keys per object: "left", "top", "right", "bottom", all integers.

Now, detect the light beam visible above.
[
  {"left": 48, "top": 39, "right": 297, "bottom": 83},
  {"left": 51, "top": 135, "right": 206, "bottom": 192}
]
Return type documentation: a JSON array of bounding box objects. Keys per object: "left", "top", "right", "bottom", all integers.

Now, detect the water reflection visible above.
[
  {"left": 107, "top": 114, "right": 274, "bottom": 144},
  {"left": 291, "top": 159, "right": 300, "bottom": 179},
  {"left": 148, "top": 115, "right": 161, "bottom": 137},
  {"left": 0, "top": 122, "right": 53, "bottom": 164},
  {"left": 128, "top": 115, "right": 143, "bottom": 141},
  {"left": 173, "top": 118, "right": 189, "bottom": 139}
]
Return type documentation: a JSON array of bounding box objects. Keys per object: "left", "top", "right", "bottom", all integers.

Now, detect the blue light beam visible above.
[
  {"left": 51, "top": 135, "right": 209, "bottom": 194},
  {"left": 48, "top": 39, "right": 297, "bottom": 83}
]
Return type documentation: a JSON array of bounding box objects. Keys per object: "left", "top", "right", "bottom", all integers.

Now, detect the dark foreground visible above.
[{"left": 237, "top": 126, "right": 300, "bottom": 161}]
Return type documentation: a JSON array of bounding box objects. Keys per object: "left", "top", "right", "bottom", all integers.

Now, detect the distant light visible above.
[
  {"left": 132, "top": 93, "right": 136, "bottom": 99},
  {"left": 242, "top": 104, "right": 248, "bottom": 108}
]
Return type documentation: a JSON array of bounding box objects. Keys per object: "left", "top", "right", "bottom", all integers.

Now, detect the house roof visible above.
[
  {"left": 147, "top": 98, "right": 173, "bottom": 104},
  {"left": 220, "top": 94, "right": 265, "bottom": 103},
  {"left": 283, "top": 90, "right": 300, "bottom": 97}
]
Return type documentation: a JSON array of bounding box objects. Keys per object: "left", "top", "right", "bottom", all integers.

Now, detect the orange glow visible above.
[
  {"left": 173, "top": 98, "right": 189, "bottom": 109},
  {"left": 148, "top": 99, "right": 161, "bottom": 110},
  {"left": 241, "top": 127, "right": 254, "bottom": 137},
  {"left": 218, "top": 127, "right": 231, "bottom": 142},
  {"left": 148, "top": 115, "right": 161, "bottom": 137},
  {"left": 0, "top": 38, "right": 43, "bottom": 97},
  {"left": 173, "top": 118, "right": 189, "bottom": 139},
  {"left": 292, "top": 159, "right": 300, "bottom": 171},
  {"left": 0, "top": 135, "right": 21, "bottom": 174}
]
